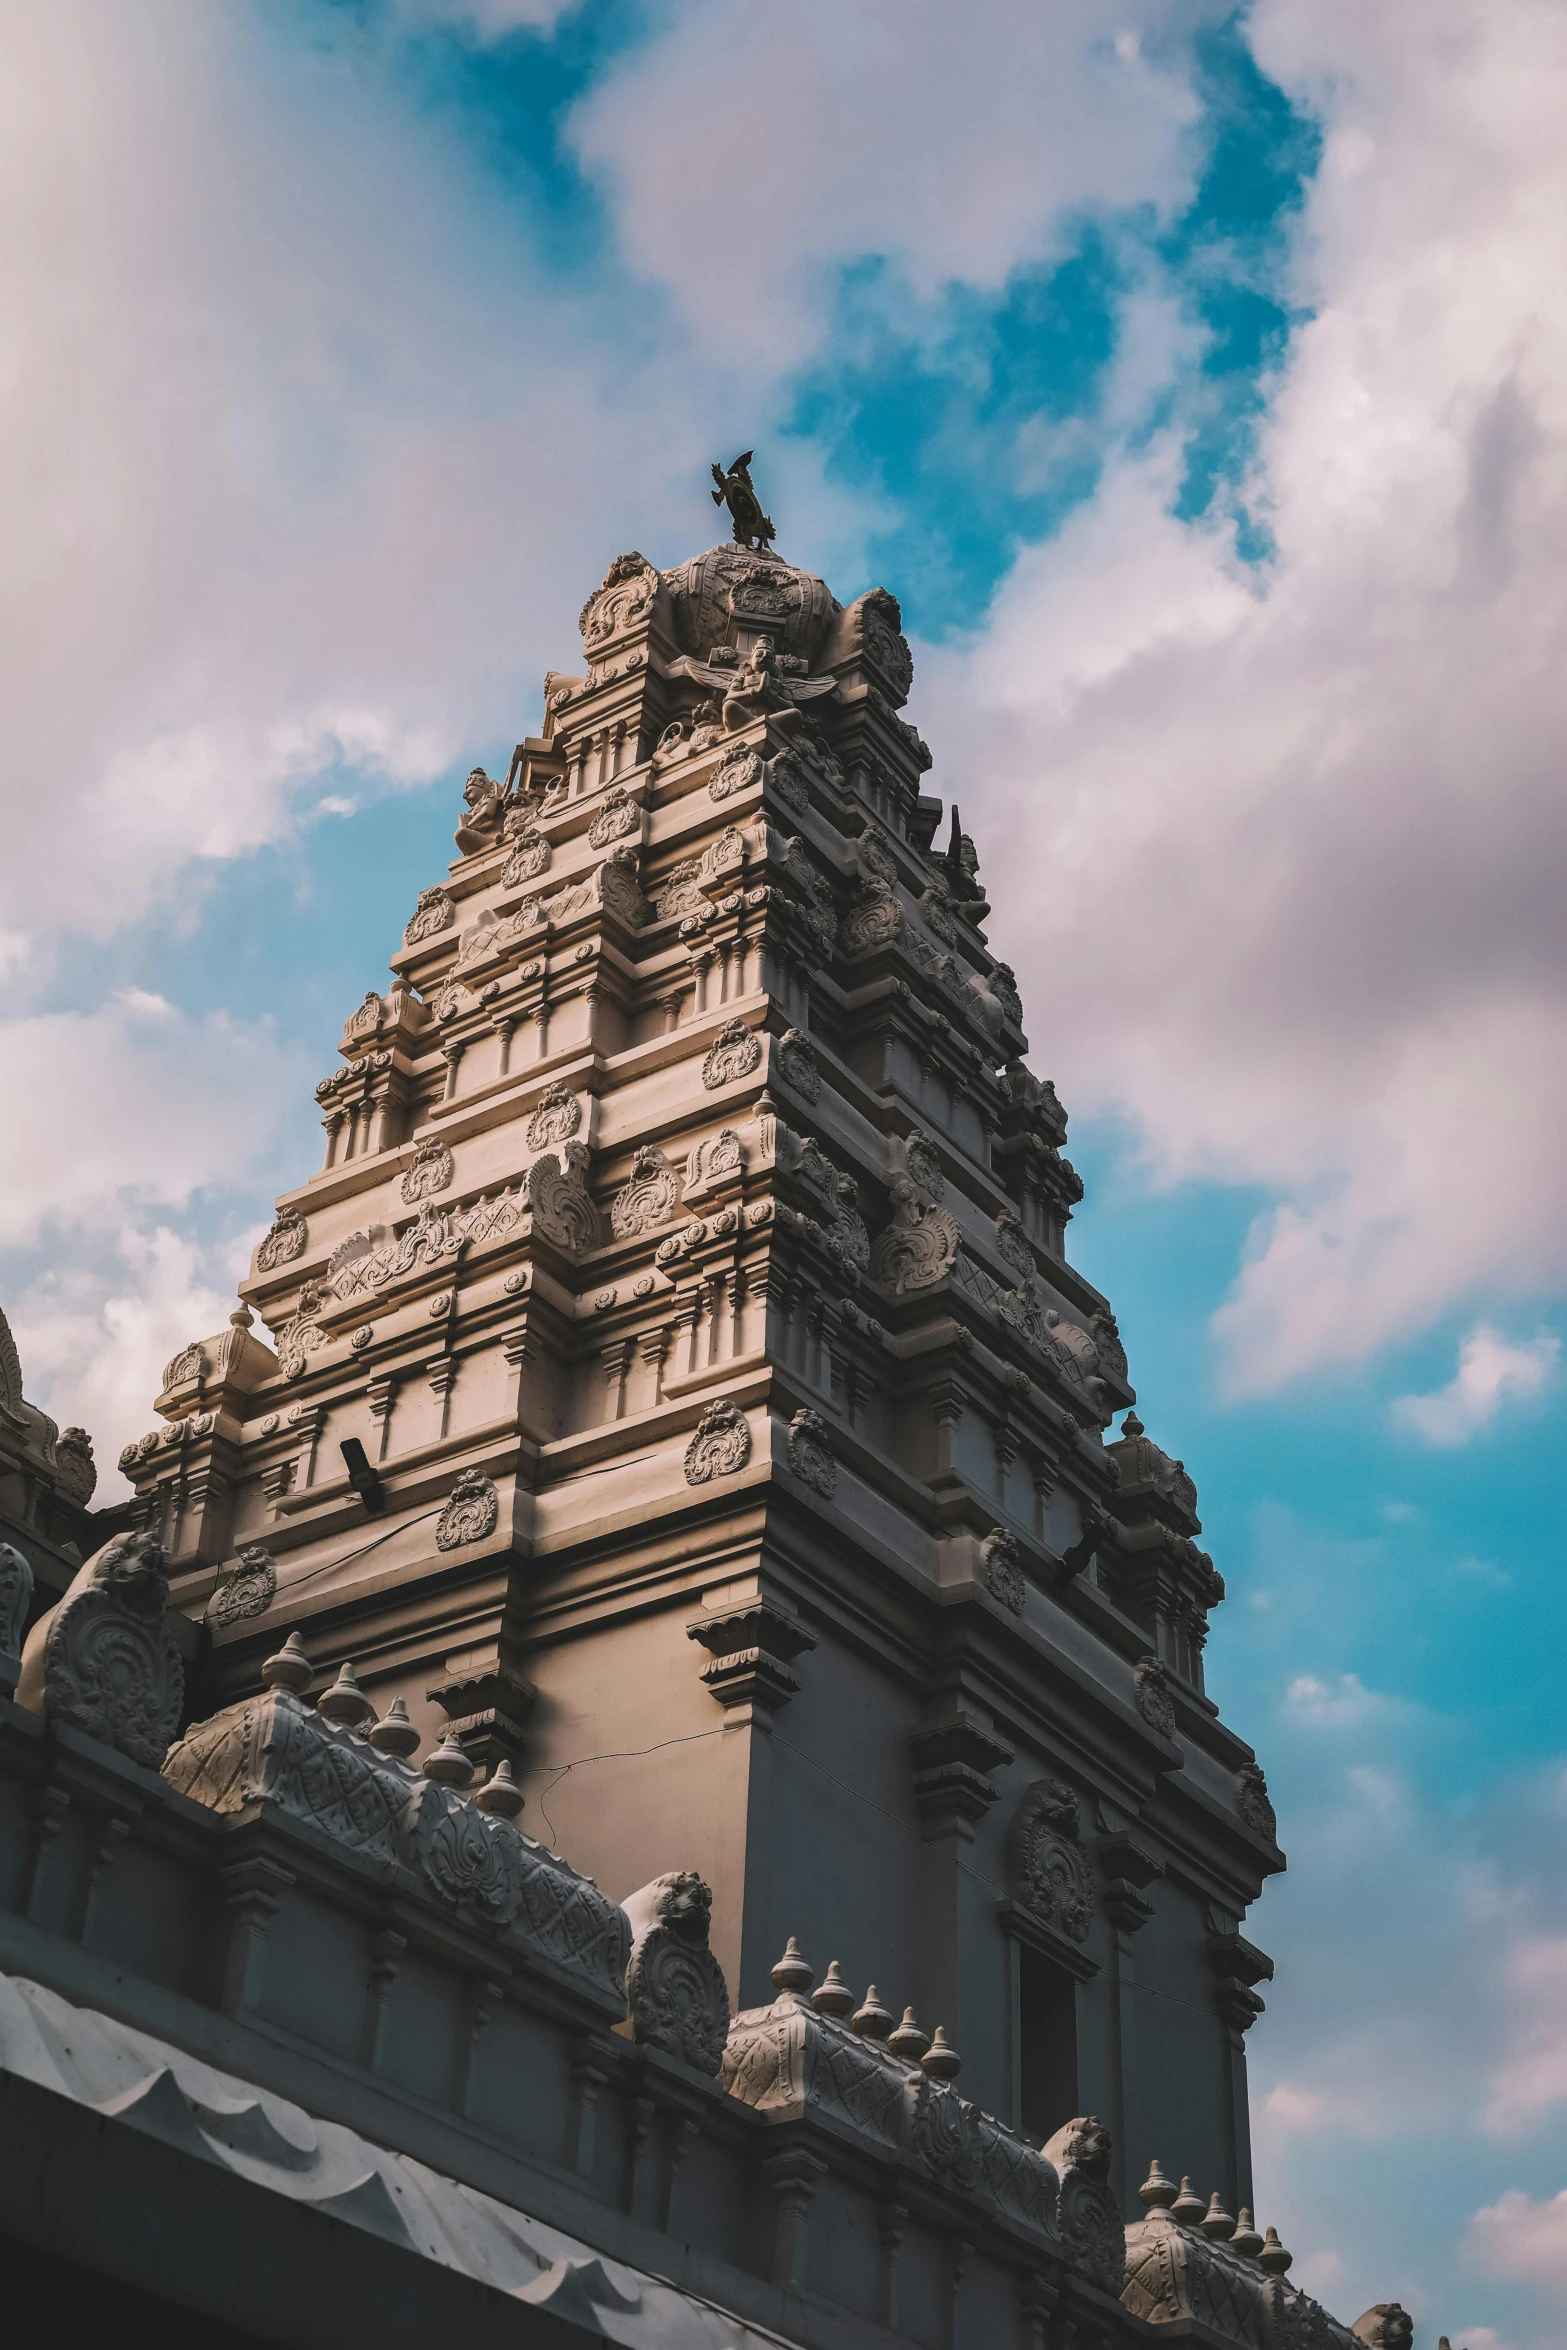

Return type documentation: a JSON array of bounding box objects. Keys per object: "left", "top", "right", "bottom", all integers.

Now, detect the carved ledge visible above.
[
  {"left": 910, "top": 1710, "right": 1014, "bottom": 1833},
  {"left": 687, "top": 1596, "right": 815, "bottom": 1719}
]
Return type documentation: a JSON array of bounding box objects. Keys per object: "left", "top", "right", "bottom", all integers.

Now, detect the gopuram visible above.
[{"left": 0, "top": 467, "right": 1420, "bottom": 2350}]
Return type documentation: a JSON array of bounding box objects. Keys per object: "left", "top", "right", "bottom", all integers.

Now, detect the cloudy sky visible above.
[{"left": 3, "top": 2, "right": 1565, "bottom": 2337}]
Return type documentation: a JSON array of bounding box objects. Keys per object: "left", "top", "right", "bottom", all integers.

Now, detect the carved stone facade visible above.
[{"left": 0, "top": 501, "right": 1428, "bottom": 2349}]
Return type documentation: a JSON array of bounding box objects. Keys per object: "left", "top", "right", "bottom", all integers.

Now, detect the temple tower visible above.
[{"left": 117, "top": 507, "right": 1283, "bottom": 2215}]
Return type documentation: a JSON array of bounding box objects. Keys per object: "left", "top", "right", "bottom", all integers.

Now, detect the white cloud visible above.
[
  {"left": 1285, "top": 1673, "right": 1389, "bottom": 1731},
  {"left": 922, "top": 0, "right": 1567, "bottom": 1390},
  {"left": 1393, "top": 1326, "right": 1558, "bottom": 1446},
  {"left": 1469, "top": 2187, "right": 1567, "bottom": 2292},
  {"left": 1482, "top": 1940, "right": 1567, "bottom": 2137},
  {"left": 570, "top": 0, "right": 1209, "bottom": 368}
]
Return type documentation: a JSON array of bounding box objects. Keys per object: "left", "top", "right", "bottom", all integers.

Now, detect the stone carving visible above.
[
  {"left": 1352, "top": 2309, "right": 1414, "bottom": 2350},
  {"left": 403, "top": 886, "right": 455, "bottom": 946},
  {"left": 685, "top": 1127, "right": 743, "bottom": 1191},
  {"left": 0, "top": 1542, "right": 33, "bottom": 1664},
  {"left": 276, "top": 1281, "right": 329, "bottom": 1380},
  {"left": 981, "top": 1528, "right": 1026, "bottom": 1616},
  {"left": 870, "top": 1175, "right": 959, "bottom": 1295},
  {"left": 255, "top": 1205, "right": 307, "bottom": 1272},
  {"left": 905, "top": 1130, "right": 945, "bottom": 1201},
  {"left": 207, "top": 1542, "right": 277, "bottom": 1628},
  {"left": 683, "top": 1401, "right": 751, "bottom": 1485},
  {"left": 850, "top": 586, "right": 915, "bottom": 703},
  {"left": 701, "top": 1017, "right": 763, "bottom": 1089},
  {"left": 53, "top": 1426, "right": 96, "bottom": 1507},
  {"left": 435, "top": 1470, "right": 500, "bottom": 1552},
  {"left": 721, "top": 1956, "right": 1061, "bottom": 2240},
  {"left": 598, "top": 841, "right": 648, "bottom": 928},
  {"left": 500, "top": 821, "right": 550, "bottom": 886},
  {"left": 524, "top": 1081, "right": 582, "bottom": 1151},
  {"left": 330, "top": 1197, "right": 477, "bottom": 1301},
  {"left": 992, "top": 961, "right": 1024, "bottom": 1026},
  {"left": 655, "top": 858, "right": 705, "bottom": 921},
  {"left": 1133, "top": 1653, "right": 1177, "bottom": 1739},
  {"left": 587, "top": 785, "right": 639, "bottom": 849},
  {"left": 774, "top": 1026, "right": 822, "bottom": 1103},
  {"left": 1090, "top": 1307, "right": 1129, "bottom": 1385},
  {"left": 19, "top": 1531, "right": 182, "bottom": 1770},
  {"left": 709, "top": 451, "right": 775, "bottom": 551},
  {"left": 1040, "top": 2118, "right": 1123, "bottom": 2297},
  {"left": 622, "top": 1871, "right": 731, "bottom": 2075},
  {"left": 579, "top": 550, "right": 659, "bottom": 650},
  {"left": 767, "top": 748, "right": 809, "bottom": 812},
  {"left": 401, "top": 1138, "right": 455, "bottom": 1204},
  {"left": 1012, "top": 1780, "right": 1094, "bottom": 1944},
  {"left": 709, "top": 746, "right": 763, "bottom": 803},
  {"left": 787, "top": 1408, "right": 837, "bottom": 1498},
  {"left": 455, "top": 768, "right": 507, "bottom": 855},
  {"left": 611, "top": 1146, "right": 679, "bottom": 1239},
  {"left": 995, "top": 1208, "right": 1035, "bottom": 1285},
  {"left": 163, "top": 1673, "right": 630, "bottom": 2006},
  {"left": 162, "top": 1341, "right": 204, "bottom": 1388},
  {"left": 841, "top": 876, "right": 901, "bottom": 956},
  {"left": 528, "top": 1142, "right": 600, "bottom": 1256},
  {"left": 341, "top": 989, "right": 387, "bottom": 1049},
  {"left": 1236, "top": 1760, "right": 1278, "bottom": 1841}
]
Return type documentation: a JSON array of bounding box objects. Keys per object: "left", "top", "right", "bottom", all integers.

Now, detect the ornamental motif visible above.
[
  {"left": 500, "top": 823, "right": 550, "bottom": 886},
  {"left": 994, "top": 1208, "right": 1035, "bottom": 1285},
  {"left": 255, "top": 1206, "right": 307, "bottom": 1273},
  {"left": 869, "top": 1177, "right": 959, "bottom": 1296},
  {"left": 775, "top": 1026, "right": 822, "bottom": 1103},
  {"left": 981, "top": 1528, "right": 1026, "bottom": 1615},
  {"left": 401, "top": 1137, "right": 454, "bottom": 1204},
  {"left": 598, "top": 842, "right": 647, "bottom": 927},
  {"left": 623, "top": 1872, "right": 731, "bottom": 2076},
  {"left": 840, "top": 879, "right": 900, "bottom": 956},
  {"left": 787, "top": 1408, "right": 837, "bottom": 1498},
  {"left": 905, "top": 1131, "right": 945, "bottom": 1201},
  {"left": 767, "top": 749, "right": 809, "bottom": 812},
  {"left": 434, "top": 1469, "right": 499, "bottom": 1552},
  {"left": 162, "top": 1342, "right": 204, "bottom": 1389},
  {"left": 578, "top": 550, "right": 659, "bottom": 651},
  {"left": 1012, "top": 1779, "right": 1094, "bottom": 1943},
  {"left": 709, "top": 747, "right": 763, "bottom": 803},
  {"left": 611, "top": 1146, "right": 679, "bottom": 1239},
  {"left": 0, "top": 1541, "right": 33, "bottom": 1661},
  {"left": 524, "top": 1080, "right": 582, "bottom": 1151},
  {"left": 587, "top": 786, "right": 639, "bottom": 849},
  {"left": 683, "top": 1401, "right": 751, "bottom": 1486},
  {"left": 1133, "top": 1653, "right": 1177, "bottom": 1739},
  {"left": 992, "top": 962, "right": 1024, "bottom": 1026},
  {"left": 701, "top": 1018, "right": 763, "bottom": 1090},
  {"left": 685, "top": 1127, "right": 743, "bottom": 1190},
  {"left": 656, "top": 859, "right": 704, "bottom": 921},
  {"left": 43, "top": 1532, "right": 183, "bottom": 1770},
  {"left": 1042, "top": 2120, "right": 1125, "bottom": 2298},
  {"left": 403, "top": 886, "right": 455, "bottom": 947},
  {"left": 1236, "top": 1760, "right": 1277, "bottom": 1841},
  {"left": 340, "top": 990, "right": 385, "bottom": 1049},
  {"left": 855, "top": 586, "right": 915, "bottom": 703},
  {"left": 207, "top": 1542, "right": 277, "bottom": 1628},
  {"left": 527, "top": 1142, "right": 600, "bottom": 1256},
  {"left": 411, "top": 1780, "right": 520, "bottom": 1929},
  {"left": 276, "top": 1282, "right": 329, "bottom": 1380}
]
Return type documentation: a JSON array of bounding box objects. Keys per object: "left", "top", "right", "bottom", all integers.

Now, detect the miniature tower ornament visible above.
[{"left": 710, "top": 450, "right": 776, "bottom": 549}]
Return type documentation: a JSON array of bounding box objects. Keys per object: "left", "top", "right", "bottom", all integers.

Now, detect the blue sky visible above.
[{"left": 4, "top": 4, "right": 1566, "bottom": 2341}]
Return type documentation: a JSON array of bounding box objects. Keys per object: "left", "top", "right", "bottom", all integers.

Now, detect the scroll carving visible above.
[
  {"left": 255, "top": 1206, "right": 307, "bottom": 1272},
  {"left": 1012, "top": 1779, "right": 1094, "bottom": 1944},
  {"left": 0, "top": 1542, "right": 33, "bottom": 1663},
  {"left": 981, "top": 1528, "right": 1026, "bottom": 1615},
  {"left": 623, "top": 1871, "right": 731, "bottom": 2076},
  {"left": 1041, "top": 2118, "right": 1124, "bottom": 2296},
  {"left": 435, "top": 1470, "right": 500, "bottom": 1552},
  {"left": 786, "top": 1408, "right": 837, "bottom": 1498},
  {"left": 1133, "top": 1653, "right": 1176, "bottom": 1738},
  {"left": 611, "top": 1146, "right": 679, "bottom": 1239},
  {"left": 701, "top": 1018, "right": 763, "bottom": 1090},
  {"left": 524, "top": 1081, "right": 582, "bottom": 1151},
  {"left": 527, "top": 1143, "right": 599, "bottom": 1256},
  {"left": 684, "top": 1401, "right": 751, "bottom": 1485},
  {"left": 207, "top": 1542, "right": 278, "bottom": 1628},
  {"left": 22, "top": 1531, "right": 183, "bottom": 1770},
  {"left": 870, "top": 1176, "right": 958, "bottom": 1295},
  {"left": 401, "top": 1137, "right": 454, "bottom": 1204},
  {"left": 775, "top": 1026, "right": 822, "bottom": 1103},
  {"left": 403, "top": 886, "right": 455, "bottom": 946},
  {"left": 1236, "top": 1760, "right": 1277, "bottom": 1841}
]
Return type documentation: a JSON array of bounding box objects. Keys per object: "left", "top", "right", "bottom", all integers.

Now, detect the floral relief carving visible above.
[
  {"left": 685, "top": 1127, "right": 743, "bottom": 1191},
  {"left": 207, "top": 1542, "right": 277, "bottom": 1629},
  {"left": 683, "top": 1400, "right": 751, "bottom": 1485},
  {"left": 403, "top": 886, "right": 455, "bottom": 947},
  {"left": 587, "top": 785, "right": 639, "bottom": 849},
  {"left": 527, "top": 1142, "right": 600, "bottom": 1256},
  {"left": 524, "top": 1080, "right": 582, "bottom": 1151},
  {"left": 869, "top": 1176, "right": 959, "bottom": 1295},
  {"left": 775, "top": 1026, "right": 822, "bottom": 1103},
  {"left": 434, "top": 1469, "right": 500, "bottom": 1552},
  {"left": 1236, "top": 1760, "right": 1277, "bottom": 1841},
  {"left": 162, "top": 1342, "right": 204, "bottom": 1389},
  {"left": 401, "top": 1137, "right": 454, "bottom": 1204},
  {"left": 623, "top": 1872, "right": 731, "bottom": 2076},
  {"left": 1133, "top": 1652, "right": 1177, "bottom": 1739},
  {"left": 38, "top": 1531, "right": 184, "bottom": 1770},
  {"left": 981, "top": 1528, "right": 1026, "bottom": 1615},
  {"left": 701, "top": 1018, "right": 763, "bottom": 1090},
  {"left": 255, "top": 1206, "right": 307, "bottom": 1273},
  {"left": 787, "top": 1408, "right": 837, "bottom": 1498},
  {"left": 500, "top": 822, "right": 550, "bottom": 886},
  {"left": 579, "top": 550, "right": 659, "bottom": 651},
  {"left": 656, "top": 858, "right": 705, "bottom": 921},
  {"left": 840, "top": 877, "right": 901, "bottom": 956},
  {"left": 1012, "top": 1779, "right": 1094, "bottom": 1943},
  {"left": 709, "top": 746, "right": 763, "bottom": 803},
  {"left": 611, "top": 1146, "right": 679, "bottom": 1239},
  {"left": 411, "top": 1781, "right": 519, "bottom": 1928},
  {"left": 277, "top": 1282, "right": 330, "bottom": 1380}
]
